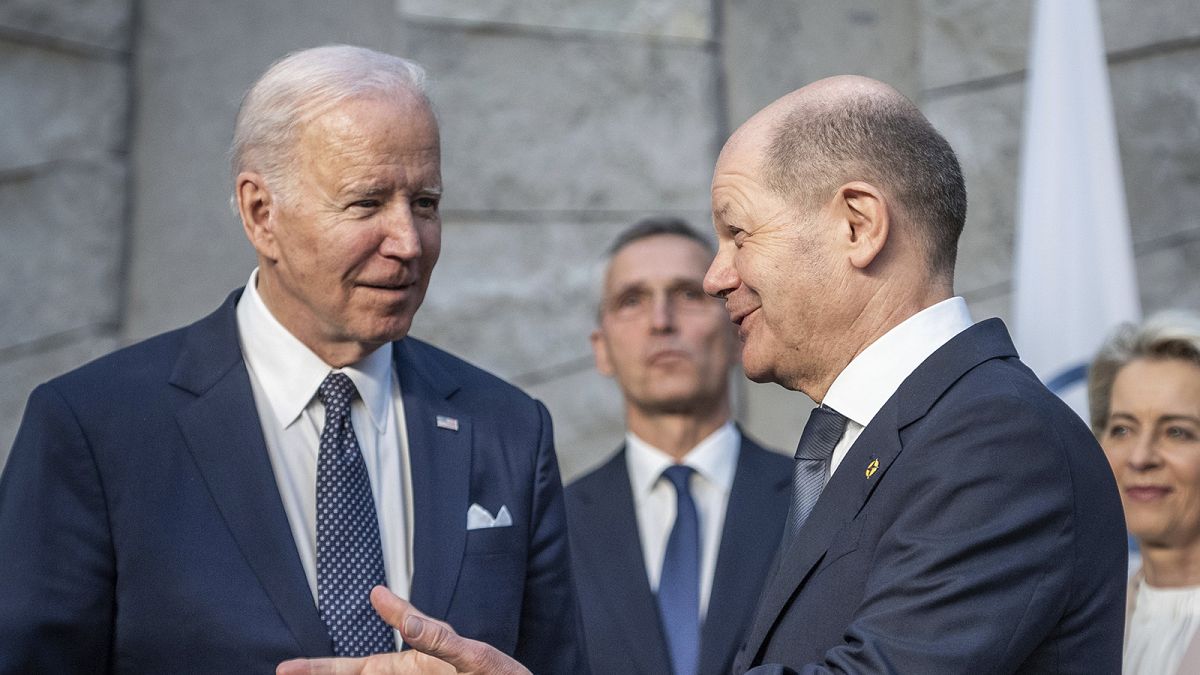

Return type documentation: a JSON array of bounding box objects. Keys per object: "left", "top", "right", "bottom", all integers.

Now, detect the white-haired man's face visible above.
[{"left": 241, "top": 94, "right": 442, "bottom": 365}]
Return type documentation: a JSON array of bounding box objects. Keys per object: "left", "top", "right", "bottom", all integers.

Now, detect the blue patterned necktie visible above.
[
  {"left": 657, "top": 464, "right": 700, "bottom": 675},
  {"left": 782, "top": 405, "right": 849, "bottom": 550},
  {"left": 315, "top": 372, "right": 395, "bottom": 656}
]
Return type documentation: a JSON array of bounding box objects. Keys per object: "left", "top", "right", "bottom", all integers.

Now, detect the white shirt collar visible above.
[
  {"left": 823, "top": 297, "right": 973, "bottom": 428},
  {"left": 625, "top": 421, "right": 740, "bottom": 497},
  {"left": 236, "top": 268, "right": 395, "bottom": 431}
]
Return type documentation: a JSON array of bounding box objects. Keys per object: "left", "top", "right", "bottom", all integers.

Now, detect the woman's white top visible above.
[{"left": 1125, "top": 581, "right": 1200, "bottom": 675}]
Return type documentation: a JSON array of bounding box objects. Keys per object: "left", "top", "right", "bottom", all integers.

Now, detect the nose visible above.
[
  {"left": 703, "top": 245, "right": 736, "bottom": 300},
  {"left": 1127, "top": 433, "right": 1162, "bottom": 471},
  {"left": 379, "top": 206, "right": 422, "bottom": 259},
  {"left": 649, "top": 293, "right": 675, "bottom": 334}
]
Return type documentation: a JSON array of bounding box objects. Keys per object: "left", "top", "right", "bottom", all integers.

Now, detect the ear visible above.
[
  {"left": 590, "top": 327, "right": 615, "bottom": 377},
  {"left": 236, "top": 171, "right": 280, "bottom": 261},
  {"left": 835, "top": 181, "right": 889, "bottom": 270}
]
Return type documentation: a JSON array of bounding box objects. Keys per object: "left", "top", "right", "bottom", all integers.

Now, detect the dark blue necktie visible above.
[
  {"left": 782, "top": 405, "right": 849, "bottom": 550},
  {"left": 315, "top": 372, "right": 395, "bottom": 656},
  {"left": 657, "top": 464, "right": 700, "bottom": 675}
]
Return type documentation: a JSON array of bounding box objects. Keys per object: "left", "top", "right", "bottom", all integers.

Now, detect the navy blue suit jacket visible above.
[
  {"left": 736, "top": 319, "right": 1127, "bottom": 674},
  {"left": 566, "top": 434, "right": 791, "bottom": 675},
  {"left": 0, "top": 291, "right": 584, "bottom": 674}
]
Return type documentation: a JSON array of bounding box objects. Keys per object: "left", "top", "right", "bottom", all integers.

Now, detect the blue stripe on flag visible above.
[{"left": 1045, "top": 363, "right": 1089, "bottom": 394}]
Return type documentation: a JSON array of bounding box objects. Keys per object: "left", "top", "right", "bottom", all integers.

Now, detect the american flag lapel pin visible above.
[{"left": 436, "top": 415, "right": 459, "bottom": 431}]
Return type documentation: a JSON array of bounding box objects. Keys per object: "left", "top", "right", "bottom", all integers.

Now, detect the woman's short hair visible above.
[{"left": 1087, "top": 310, "right": 1200, "bottom": 433}]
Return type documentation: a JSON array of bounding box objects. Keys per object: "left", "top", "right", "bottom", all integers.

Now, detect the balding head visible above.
[
  {"left": 743, "top": 76, "right": 967, "bottom": 279},
  {"left": 705, "top": 76, "right": 967, "bottom": 397}
]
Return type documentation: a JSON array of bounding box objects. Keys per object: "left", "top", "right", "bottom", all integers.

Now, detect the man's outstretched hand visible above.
[{"left": 276, "top": 587, "right": 531, "bottom": 675}]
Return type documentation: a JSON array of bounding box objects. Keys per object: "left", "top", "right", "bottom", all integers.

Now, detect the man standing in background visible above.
[{"left": 567, "top": 217, "right": 790, "bottom": 675}]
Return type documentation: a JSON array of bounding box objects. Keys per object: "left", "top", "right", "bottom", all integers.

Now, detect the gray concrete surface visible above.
[{"left": 2, "top": 1, "right": 1198, "bottom": 479}]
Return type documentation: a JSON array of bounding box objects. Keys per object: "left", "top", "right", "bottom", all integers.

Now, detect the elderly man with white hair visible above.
[{"left": 0, "top": 45, "right": 584, "bottom": 674}]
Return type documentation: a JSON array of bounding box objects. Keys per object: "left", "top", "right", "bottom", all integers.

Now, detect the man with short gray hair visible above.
[
  {"left": 0, "top": 45, "right": 583, "bottom": 674},
  {"left": 567, "top": 217, "right": 790, "bottom": 675}
]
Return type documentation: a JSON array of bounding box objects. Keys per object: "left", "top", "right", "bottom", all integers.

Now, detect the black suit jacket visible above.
[
  {"left": 567, "top": 433, "right": 791, "bottom": 675},
  {"left": 736, "top": 319, "right": 1127, "bottom": 674},
  {"left": 0, "top": 290, "right": 584, "bottom": 674}
]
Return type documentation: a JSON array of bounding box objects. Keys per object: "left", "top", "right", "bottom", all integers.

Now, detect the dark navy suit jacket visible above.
[
  {"left": 736, "top": 319, "right": 1127, "bottom": 674},
  {"left": 0, "top": 291, "right": 584, "bottom": 674},
  {"left": 566, "top": 434, "right": 791, "bottom": 675}
]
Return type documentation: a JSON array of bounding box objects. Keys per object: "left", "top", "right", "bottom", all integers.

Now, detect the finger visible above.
[{"left": 277, "top": 656, "right": 368, "bottom": 675}]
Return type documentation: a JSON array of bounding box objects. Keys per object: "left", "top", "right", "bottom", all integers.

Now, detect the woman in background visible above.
[{"left": 1089, "top": 310, "right": 1200, "bottom": 675}]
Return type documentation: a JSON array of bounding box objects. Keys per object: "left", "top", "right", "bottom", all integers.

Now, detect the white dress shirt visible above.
[
  {"left": 625, "top": 421, "right": 740, "bottom": 619},
  {"left": 823, "top": 297, "right": 974, "bottom": 477},
  {"left": 236, "top": 269, "right": 414, "bottom": 609}
]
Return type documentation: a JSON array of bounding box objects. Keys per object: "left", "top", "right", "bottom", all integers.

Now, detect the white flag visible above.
[{"left": 1013, "top": 0, "right": 1140, "bottom": 422}]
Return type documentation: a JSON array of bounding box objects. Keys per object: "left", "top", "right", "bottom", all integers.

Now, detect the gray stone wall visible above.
[
  {"left": 3, "top": 1, "right": 1198, "bottom": 478},
  {"left": 0, "top": 1, "right": 131, "bottom": 467},
  {"left": 922, "top": 0, "right": 1200, "bottom": 325}
]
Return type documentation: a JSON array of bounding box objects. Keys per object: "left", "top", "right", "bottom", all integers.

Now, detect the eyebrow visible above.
[
  {"left": 609, "top": 277, "right": 703, "bottom": 296},
  {"left": 1160, "top": 414, "right": 1200, "bottom": 425},
  {"left": 342, "top": 183, "right": 444, "bottom": 198},
  {"left": 1108, "top": 412, "right": 1200, "bottom": 425}
]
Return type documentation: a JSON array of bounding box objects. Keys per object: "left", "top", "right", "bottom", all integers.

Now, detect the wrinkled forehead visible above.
[
  {"left": 298, "top": 94, "right": 439, "bottom": 154},
  {"left": 716, "top": 119, "right": 770, "bottom": 174},
  {"left": 605, "top": 235, "right": 713, "bottom": 293}
]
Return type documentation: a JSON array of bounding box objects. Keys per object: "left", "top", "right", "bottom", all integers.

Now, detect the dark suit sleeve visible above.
[
  {"left": 795, "top": 394, "right": 1118, "bottom": 674},
  {"left": 0, "top": 383, "right": 115, "bottom": 673},
  {"left": 512, "top": 400, "right": 588, "bottom": 673}
]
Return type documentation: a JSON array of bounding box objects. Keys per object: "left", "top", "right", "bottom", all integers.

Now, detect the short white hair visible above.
[{"left": 230, "top": 44, "right": 431, "bottom": 203}]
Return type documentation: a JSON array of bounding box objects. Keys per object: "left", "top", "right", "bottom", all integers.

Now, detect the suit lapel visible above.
[
  {"left": 739, "top": 319, "right": 1020, "bottom": 668},
  {"left": 576, "top": 452, "right": 673, "bottom": 675},
  {"left": 701, "top": 438, "right": 790, "bottom": 675},
  {"left": 394, "top": 339, "right": 472, "bottom": 622},
  {"left": 172, "top": 292, "right": 332, "bottom": 656},
  {"left": 739, "top": 411, "right": 903, "bottom": 666}
]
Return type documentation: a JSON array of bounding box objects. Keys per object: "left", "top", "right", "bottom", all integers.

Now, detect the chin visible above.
[
  {"left": 352, "top": 317, "right": 416, "bottom": 346},
  {"left": 739, "top": 355, "right": 775, "bottom": 384}
]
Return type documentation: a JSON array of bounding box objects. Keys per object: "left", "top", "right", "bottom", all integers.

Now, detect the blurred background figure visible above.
[
  {"left": 566, "top": 217, "right": 790, "bottom": 675},
  {"left": 1090, "top": 310, "right": 1200, "bottom": 675}
]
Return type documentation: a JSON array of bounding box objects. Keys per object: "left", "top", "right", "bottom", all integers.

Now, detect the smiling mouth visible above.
[
  {"left": 729, "top": 306, "right": 759, "bottom": 326},
  {"left": 359, "top": 281, "right": 413, "bottom": 291},
  {"left": 1126, "top": 486, "right": 1172, "bottom": 502}
]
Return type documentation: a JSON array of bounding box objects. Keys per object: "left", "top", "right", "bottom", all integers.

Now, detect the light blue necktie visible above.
[
  {"left": 316, "top": 372, "right": 396, "bottom": 656},
  {"left": 658, "top": 464, "right": 700, "bottom": 675}
]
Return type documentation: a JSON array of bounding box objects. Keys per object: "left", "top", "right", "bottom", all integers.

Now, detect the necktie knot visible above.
[
  {"left": 781, "top": 405, "right": 850, "bottom": 551},
  {"left": 661, "top": 464, "right": 695, "bottom": 495},
  {"left": 318, "top": 372, "right": 357, "bottom": 415},
  {"left": 794, "top": 405, "right": 848, "bottom": 461}
]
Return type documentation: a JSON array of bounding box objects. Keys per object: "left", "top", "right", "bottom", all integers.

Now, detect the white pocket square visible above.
[{"left": 466, "top": 503, "right": 513, "bottom": 530}]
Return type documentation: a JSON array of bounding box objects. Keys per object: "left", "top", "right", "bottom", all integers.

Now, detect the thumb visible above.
[{"left": 369, "top": 587, "right": 528, "bottom": 675}]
